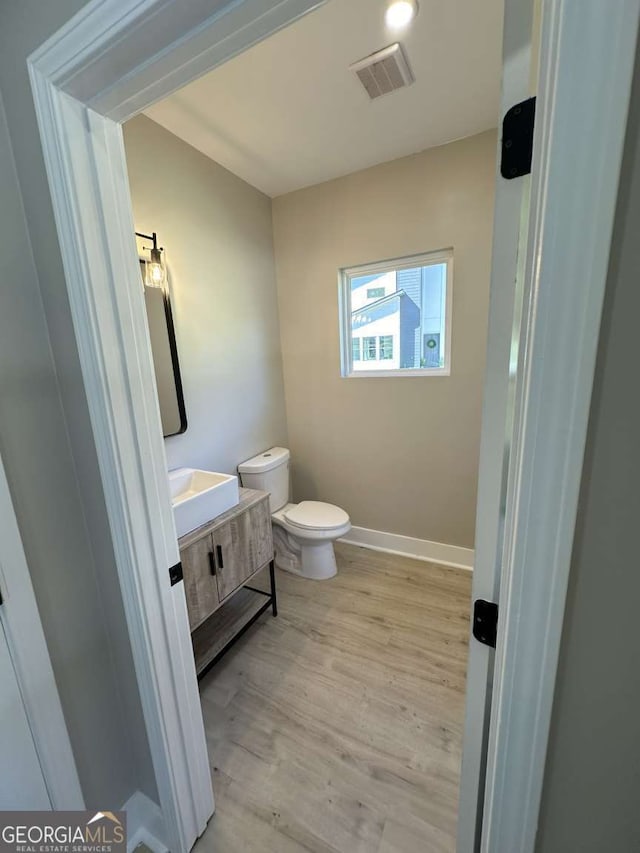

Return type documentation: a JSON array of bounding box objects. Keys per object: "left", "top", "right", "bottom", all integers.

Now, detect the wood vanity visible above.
[{"left": 178, "top": 487, "right": 276, "bottom": 677}]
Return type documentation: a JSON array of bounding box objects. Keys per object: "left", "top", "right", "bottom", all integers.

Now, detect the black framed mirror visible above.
[{"left": 140, "top": 258, "right": 187, "bottom": 437}]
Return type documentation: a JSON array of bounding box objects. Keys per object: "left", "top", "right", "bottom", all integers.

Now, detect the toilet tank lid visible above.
[{"left": 238, "top": 447, "right": 290, "bottom": 474}]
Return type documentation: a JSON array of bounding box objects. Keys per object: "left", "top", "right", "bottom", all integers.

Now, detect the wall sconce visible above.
[{"left": 136, "top": 231, "right": 166, "bottom": 288}]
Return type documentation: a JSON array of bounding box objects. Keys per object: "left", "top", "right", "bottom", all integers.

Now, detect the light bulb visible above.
[
  {"left": 146, "top": 261, "right": 165, "bottom": 288},
  {"left": 145, "top": 243, "right": 166, "bottom": 288},
  {"left": 385, "top": 0, "right": 418, "bottom": 29}
]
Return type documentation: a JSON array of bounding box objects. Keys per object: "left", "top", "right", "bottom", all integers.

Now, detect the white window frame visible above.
[{"left": 339, "top": 249, "right": 453, "bottom": 378}]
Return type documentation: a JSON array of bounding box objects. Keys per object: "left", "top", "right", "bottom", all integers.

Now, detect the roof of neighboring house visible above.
[{"left": 352, "top": 289, "right": 405, "bottom": 316}]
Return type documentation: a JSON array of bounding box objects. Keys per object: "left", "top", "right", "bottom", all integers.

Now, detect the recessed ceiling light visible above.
[{"left": 385, "top": 0, "right": 418, "bottom": 29}]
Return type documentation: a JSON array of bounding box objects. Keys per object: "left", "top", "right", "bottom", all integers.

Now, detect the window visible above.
[
  {"left": 379, "top": 335, "right": 393, "bottom": 360},
  {"left": 423, "top": 333, "right": 440, "bottom": 368},
  {"left": 363, "top": 336, "right": 377, "bottom": 360},
  {"left": 339, "top": 249, "right": 452, "bottom": 377},
  {"left": 366, "top": 286, "right": 385, "bottom": 299}
]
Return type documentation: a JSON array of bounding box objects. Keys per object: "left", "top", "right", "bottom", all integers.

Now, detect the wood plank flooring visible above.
[{"left": 194, "top": 542, "right": 472, "bottom": 853}]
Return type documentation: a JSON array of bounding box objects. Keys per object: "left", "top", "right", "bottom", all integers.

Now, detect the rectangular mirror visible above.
[{"left": 140, "top": 259, "right": 187, "bottom": 437}]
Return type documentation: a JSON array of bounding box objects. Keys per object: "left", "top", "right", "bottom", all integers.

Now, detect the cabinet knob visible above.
[
  {"left": 216, "top": 544, "right": 224, "bottom": 569},
  {"left": 208, "top": 551, "right": 216, "bottom": 576}
]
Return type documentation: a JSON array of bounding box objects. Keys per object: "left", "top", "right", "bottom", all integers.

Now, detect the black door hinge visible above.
[
  {"left": 169, "top": 561, "right": 183, "bottom": 586},
  {"left": 473, "top": 599, "right": 499, "bottom": 648},
  {"left": 501, "top": 96, "right": 536, "bottom": 179}
]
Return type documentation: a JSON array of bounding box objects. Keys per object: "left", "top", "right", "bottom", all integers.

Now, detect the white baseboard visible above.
[
  {"left": 339, "top": 525, "right": 474, "bottom": 571},
  {"left": 122, "top": 790, "right": 169, "bottom": 853}
]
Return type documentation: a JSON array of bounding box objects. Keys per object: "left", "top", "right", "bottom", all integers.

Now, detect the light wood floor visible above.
[{"left": 194, "top": 542, "right": 472, "bottom": 853}]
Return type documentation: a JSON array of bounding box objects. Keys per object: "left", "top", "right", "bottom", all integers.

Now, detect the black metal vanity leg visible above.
[{"left": 269, "top": 559, "right": 278, "bottom": 617}]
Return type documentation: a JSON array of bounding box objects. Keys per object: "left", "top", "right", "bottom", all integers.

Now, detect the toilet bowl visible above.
[
  {"left": 237, "top": 448, "right": 350, "bottom": 580},
  {"left": 272, "top": 501, "right": 351, "bottom": 579}
]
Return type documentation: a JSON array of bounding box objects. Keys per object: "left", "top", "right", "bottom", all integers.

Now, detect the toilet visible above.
[{"left": 238, "top": 447, "right": 350, "bottom": 580}]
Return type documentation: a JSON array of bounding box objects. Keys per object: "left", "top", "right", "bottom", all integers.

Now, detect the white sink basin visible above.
[{"left": 169, "top": 468, "right": 239, "bottom": 537}]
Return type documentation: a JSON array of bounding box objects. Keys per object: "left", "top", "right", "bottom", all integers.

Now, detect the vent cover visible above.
[{"left": 349, "top": 43, "right": 414, "bottom": 100}]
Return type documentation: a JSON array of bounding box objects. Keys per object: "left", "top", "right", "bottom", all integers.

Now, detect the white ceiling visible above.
[{"left": 144, "top": 0, "right": 504, "bottom": 198}]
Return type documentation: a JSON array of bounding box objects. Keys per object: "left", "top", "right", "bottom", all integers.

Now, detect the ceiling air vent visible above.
[{"left": 349, "top": 43, "right": 414, "bottom": 100}]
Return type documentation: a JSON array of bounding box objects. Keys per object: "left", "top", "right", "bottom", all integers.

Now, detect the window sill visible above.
[{"left": 342, "top": 368, "right": 451, "bottom": 378}]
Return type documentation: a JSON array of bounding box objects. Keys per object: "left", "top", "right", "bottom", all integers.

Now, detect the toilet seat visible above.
[{"left": 283, "top": 500, "right": 350, "bottom": 531}]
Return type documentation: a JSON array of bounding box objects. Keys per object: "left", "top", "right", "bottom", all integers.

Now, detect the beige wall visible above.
[
  {"left": 124, "top": 115, "right": 288, "bottom": 476},
  {"left": 536, "top": 47, "right": 640, "bottom": 853},
  {"left": 272, "top": 131, "right": 496, "bottom": 548}
]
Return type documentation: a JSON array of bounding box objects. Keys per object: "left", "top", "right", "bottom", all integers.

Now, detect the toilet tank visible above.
[{"left": 237, "top": 447, "right": 290, "bottom": 512}]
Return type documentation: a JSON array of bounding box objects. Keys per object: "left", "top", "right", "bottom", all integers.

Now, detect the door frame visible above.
[
  {"left": 0, "top": 451, "right": 84, "bottom": 809},
  {"left": 480, "top": 2, "right": 639, "bottom": 849},
  {"left": 461, "top": 1, "right": 640, "bottom": 850},
  {"left": 456, "top": 0, "right": 538, "bottom": 846},
  {"left": 26, "top": 0, "right": 639, "bottom": 850}
]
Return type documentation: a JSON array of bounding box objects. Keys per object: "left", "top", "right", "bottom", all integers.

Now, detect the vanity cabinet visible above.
[{"left": 178, "top": 488, "right": 276, "bottom": 674}]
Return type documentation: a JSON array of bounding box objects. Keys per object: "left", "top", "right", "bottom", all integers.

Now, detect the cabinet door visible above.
[
  {"left": 246, "top": 497, "right": 273, "bottom": 574},
  {"left": 213, "top": 498, "right": 273, "bottom": 601},
  {"left": 181, "top": 534, "right": 219, "bottom": 630}
]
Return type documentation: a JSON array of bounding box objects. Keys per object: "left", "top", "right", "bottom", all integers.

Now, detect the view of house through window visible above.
[{"left": 340, "top": 250, "right": 452, "bottom": 376}]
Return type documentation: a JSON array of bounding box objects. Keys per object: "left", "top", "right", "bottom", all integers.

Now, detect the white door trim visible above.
[
  {"left": 481, "top": 1, "right": 640, "bottom": 851},
  {"left": 457, "top": 0, "right": 536, "bottom": 846},
  {"left": 28, "top": 1, "right": 325, "bottom": 850},
  {"left": 0, "top": 452, "right": 83, "bottom": 809},
  {"left": 25, "top": 0, "right": 640, "bottom": 850}
]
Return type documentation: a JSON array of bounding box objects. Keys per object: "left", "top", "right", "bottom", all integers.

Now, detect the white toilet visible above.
[{"left": 238, "top": 447, "right": 350, "bottom": 580}]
